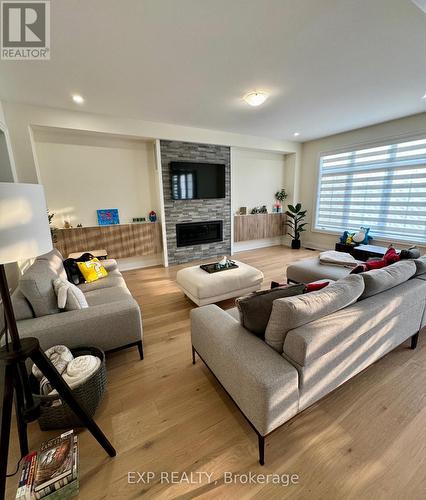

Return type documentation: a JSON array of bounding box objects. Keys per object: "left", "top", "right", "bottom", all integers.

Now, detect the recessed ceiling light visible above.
[
  {"left": 72, "top": 94, "right": 84, "bottom": 104},
  {"left": 422, "top": 93, "right": 426, "bottom": 99},
  {"left": 293, "top": 132, "right": 300, "bottom": 137},
  {"left": 243, "top": 91, "right": 269, "bottom": 107}
]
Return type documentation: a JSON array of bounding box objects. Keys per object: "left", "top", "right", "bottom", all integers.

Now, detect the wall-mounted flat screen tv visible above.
[{"left": 170, "top": 161, "right": 226, "bottom": 200}]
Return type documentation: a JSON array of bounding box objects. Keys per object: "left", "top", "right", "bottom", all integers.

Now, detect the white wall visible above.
[
  {"left": 300, "top": 112, "right": 426, "bottom": 251},
  {"left": 232, "top": 147, "right": 287, "bottom": 213},
  {"left": 33, "top": 128, "right": 158, "bottom": 227},
  {"left": 231, "top": 147, "right": 290, "bottom": 252},
  {"left": 2, "top": 102, "right": 300, "bottom": 185}
]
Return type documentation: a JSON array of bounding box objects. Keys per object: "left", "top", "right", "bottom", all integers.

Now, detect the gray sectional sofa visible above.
[
  {"left": 7, "top": 249, "right": 143, "bottom": 358},
  {"left": 191, "top": 258, "right": 426, "bottom": 464}
]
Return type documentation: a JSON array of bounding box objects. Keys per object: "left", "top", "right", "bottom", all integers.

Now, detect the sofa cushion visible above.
[
  {"left": 11, "top": 289, "right": 34, "bottom": 320},
  {"left": 359, "top": 260, "right": 416, "bottom": 299},
  {"left": 286, "top": 257, "right": 353, "bottom": 284},
  {"left": 414, "top": 255, "right": 426, "bottom": 276},
  {"left": 236, "top": 284, "right": 305, "bottom": 338},
  {"left": 77, "top": 268, "right": 126, "bottom": 292},
  {"left": 36, "top": 248, "right": 67, "bottom": 281},
  {"left": 265, "top": 274, "right": 364, "bottom": 353},
  {"left": 19, "top": 259, "right": 60, "bottom": 317},
  {"left": 84, "top": 286, "right": 132, "bottom": 306},
  {"left": 284, "top": 277, "right": 426, "bottom": 368}
]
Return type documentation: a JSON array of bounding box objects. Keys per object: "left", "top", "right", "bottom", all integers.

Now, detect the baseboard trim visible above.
[
  {"left": 233, "top": 237, "right": 284, "bottom": 253},
  {"left": 117, "top": 255, "right": 162, "bottom": 271},
  {"left": 300, "top": 241, "right": 330, "bottom": 252}
]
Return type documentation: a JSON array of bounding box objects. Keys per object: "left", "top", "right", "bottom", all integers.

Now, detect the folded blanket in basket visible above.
[
  {"left": 49, "top": 355, "right": 101, "bottom": 395},
  {"left": 32, "top": 345, "right": 74, "bottom": 381},
  {"left": 319, "top": 250, "right": 358, "bottom": 268}
]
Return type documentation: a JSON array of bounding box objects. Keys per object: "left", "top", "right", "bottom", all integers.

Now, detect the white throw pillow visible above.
[{"left": 53, "top": 278, "right": 88, "bottom": 311}]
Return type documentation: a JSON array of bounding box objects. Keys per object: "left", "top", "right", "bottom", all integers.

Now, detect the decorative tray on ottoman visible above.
[{"left": 200, "top": 261, "right": 239, "bottom": 274}]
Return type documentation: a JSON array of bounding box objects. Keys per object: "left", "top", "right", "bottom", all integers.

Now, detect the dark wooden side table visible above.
[{"left": 335, "top": 243, "right": 396, "bottom": 262}]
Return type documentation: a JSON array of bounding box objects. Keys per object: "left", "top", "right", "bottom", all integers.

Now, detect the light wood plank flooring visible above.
[{"left": 6, "top": 246, "right": 426, "bottom": 499}]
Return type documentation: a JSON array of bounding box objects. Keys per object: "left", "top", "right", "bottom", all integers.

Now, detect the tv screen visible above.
[{"left": 170, "top": 161, "right": 226, "bottom": 200}]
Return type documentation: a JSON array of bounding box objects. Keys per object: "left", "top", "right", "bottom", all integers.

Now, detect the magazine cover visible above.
[{"left": 33, "top": 431, "right": 74, "bottom": 493}]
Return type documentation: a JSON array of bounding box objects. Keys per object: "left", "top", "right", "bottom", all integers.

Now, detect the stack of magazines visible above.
[{"left": 16, "top": 430, "right": 79, "bottom": 500}]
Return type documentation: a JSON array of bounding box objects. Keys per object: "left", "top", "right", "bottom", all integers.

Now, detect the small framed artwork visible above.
[{"left": 97, "top": 209, "right": 120, "bottom": 226}]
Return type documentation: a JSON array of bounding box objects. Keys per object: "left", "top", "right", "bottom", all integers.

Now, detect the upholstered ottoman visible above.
[
  {"left": 176, "top": 260, "right": 264, "bottom": 306},
  {"left": 287, "top": 257, "right": 353, "bottom": 284}
]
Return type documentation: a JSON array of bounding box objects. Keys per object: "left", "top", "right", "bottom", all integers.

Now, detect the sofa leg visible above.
[
  {"left": 258, "top": 434, "right": 265, "bottom": 466},
  {"left": 192, "top": 345, "right": 196, "bottom": 365},
  {"left": 411, "top": 333, "right": 419, "bottom": 350},
  {"left": 137, "top": 340, "right": 144, "bottom": 360}
]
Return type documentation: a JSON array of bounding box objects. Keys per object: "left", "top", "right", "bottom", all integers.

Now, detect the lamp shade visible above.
[{"left": 0, "top": 182, "right": 53, "bottom": 264}]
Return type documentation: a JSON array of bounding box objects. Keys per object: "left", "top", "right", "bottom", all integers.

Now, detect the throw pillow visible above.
[
  {"left": 359, "top": 260, "right": 416, "bottom": 299},
  {"left": 414, "top": 255, "right": 426, "bottom": 276},
  {"left": 265, "top": 274, "right": 365, "bottom": 353},
  {"left": 53, "top": 278, "right": 88, "bottom": 311},
  {"left": 19, "top": 259, "right": 60, "bottom": 317},
  {"left": 236, "top": 283, "right": 305, "bottom": 338},
  {"left": 77, "top": 258, "right": 108, "bottom": 283},
  {"left": 305, "top": 281, "right": 330, "bottom": 293}
]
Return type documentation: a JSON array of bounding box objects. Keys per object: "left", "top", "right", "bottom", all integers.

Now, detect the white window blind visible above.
[{"left": 315, "top": 137, "right": 426, "bottom": 243}]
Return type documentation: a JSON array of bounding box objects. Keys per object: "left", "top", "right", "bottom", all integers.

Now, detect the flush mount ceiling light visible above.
[
  {"left": 72, "top": 94, "right": 84, "bottom": 104},
  {"left": 422, "top": 93, "right": 426, "bottom": 99},
  {"left": 293, "top": 132, "right": 300, "bottom": 137},
  {"left": 243, "top": 91, "right": 269, "bottom": 107},
  {"left": 411, "top": 0, "right": 426, "bottom": 14}
]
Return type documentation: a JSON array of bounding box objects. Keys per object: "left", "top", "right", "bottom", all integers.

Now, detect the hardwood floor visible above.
[{"left": 6, "top": 246, "right": 426, "bottom": 499}]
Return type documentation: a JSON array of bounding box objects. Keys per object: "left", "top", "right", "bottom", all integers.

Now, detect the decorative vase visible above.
[{"left": 291, "top": 239, "right": 301, "bottom": 249}]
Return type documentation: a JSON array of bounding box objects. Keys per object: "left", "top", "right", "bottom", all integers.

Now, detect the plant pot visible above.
[{"left": 291, "top": 239, "right": 301, "bottom": 249}]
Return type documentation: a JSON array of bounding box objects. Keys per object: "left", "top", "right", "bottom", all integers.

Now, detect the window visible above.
[
  {"left": 171, "top": 172, "right": 194, "bottom": 199},
  {"left": 314, "top": 137, "right": 426, "bottom": 243}
]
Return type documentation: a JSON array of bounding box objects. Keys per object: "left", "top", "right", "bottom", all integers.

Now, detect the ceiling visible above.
[{"left": 0, "top": 0, "right": 425, "bottom": 142}]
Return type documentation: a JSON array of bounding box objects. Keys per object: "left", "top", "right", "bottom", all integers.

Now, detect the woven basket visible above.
[{"left": 32, "top": 346, "right": 107, "bottom": 431}]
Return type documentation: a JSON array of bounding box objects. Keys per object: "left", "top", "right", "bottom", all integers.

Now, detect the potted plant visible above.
[
  {"left": 274, "top": 189, "right": 288, "bottom": 213},
  {"left": 285, "top": 203, "right": 307, "bottom": 249},
  {"left": 48, "top": 210, "right": 57, "bottom": 243}
]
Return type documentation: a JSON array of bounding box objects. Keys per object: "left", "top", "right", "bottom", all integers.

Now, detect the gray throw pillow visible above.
[
  {"left": 360, "top": 260, "right": 416, "bottom": 299},
  {"left": 236, "top": 284, "right": 305, "bottom": 338},
  {"left": 19, "top": 260, "right": 60, "bottom": 317},
  {"left": 265, "top": 274, "right": 365, "bottom": 353},
  {"left": 413, "top": 255, "right": 426, "bottom": 276}
]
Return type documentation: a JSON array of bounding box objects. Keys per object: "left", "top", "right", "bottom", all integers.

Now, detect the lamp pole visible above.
[{"left": 0, "top": 183, "right": 116, "bottom": 500}]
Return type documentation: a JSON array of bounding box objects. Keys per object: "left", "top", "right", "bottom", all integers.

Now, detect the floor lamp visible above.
[{"left": 0, "top": 183, "right": 116, "bottom": 500}]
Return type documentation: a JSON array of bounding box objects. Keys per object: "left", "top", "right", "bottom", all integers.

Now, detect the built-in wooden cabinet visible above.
[
  {"left": 54, "top": 223, "right": 163, "bottom": 259},
  {"left": 234, "top": 214, "right": 286, "bottom": 242}
]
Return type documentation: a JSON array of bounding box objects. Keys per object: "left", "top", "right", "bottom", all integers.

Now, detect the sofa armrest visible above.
[
  {"left": 191, "top": 305, "right": 299, "bottom": 435},
  {"left": 101, "top": 259, "right": 118, "bottom": 272},
  {"left": 17, "top": 299, "right": 142, "bottom": 352}
]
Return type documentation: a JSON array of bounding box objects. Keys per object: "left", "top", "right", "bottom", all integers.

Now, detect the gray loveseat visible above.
[
  {"left": 191, "top": 258, "right": 426, "bottom": 464},
  {"left": 7, "top": 249, "right": 143, "bottom": 358}
]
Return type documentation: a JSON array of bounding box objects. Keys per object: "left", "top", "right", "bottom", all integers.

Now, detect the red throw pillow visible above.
[{"left": 305, "top": 281, "right": 330, "bottom": 293}]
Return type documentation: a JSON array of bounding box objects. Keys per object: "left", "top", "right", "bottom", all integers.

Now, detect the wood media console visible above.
[
  {"left": 234, "top": 213, "right": 286, "bottom": 242},
  {"left": 54, "top": 223, "right": 163, "bottom": 259}
]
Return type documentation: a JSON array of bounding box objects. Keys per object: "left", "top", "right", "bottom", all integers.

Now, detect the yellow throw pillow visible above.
[{"left": 77, "top": 258, "right": 108, "bottom": 283}]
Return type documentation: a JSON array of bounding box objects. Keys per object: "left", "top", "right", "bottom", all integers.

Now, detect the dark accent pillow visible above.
[
  {"left": 236, "top": 284, "right": 305, "bottom": 338},
  {"left": 63, "top": 253, "right": 95, "bottom": 285}
]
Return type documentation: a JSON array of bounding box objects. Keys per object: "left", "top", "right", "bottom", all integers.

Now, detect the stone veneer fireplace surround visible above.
[{"left": 160, "top": 140, "right": 231, "bottom": 265}]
